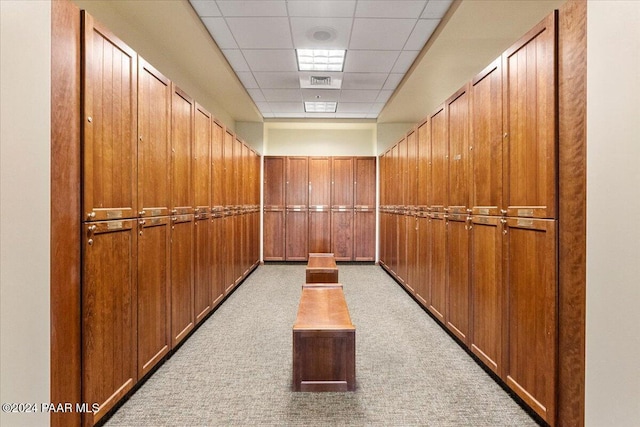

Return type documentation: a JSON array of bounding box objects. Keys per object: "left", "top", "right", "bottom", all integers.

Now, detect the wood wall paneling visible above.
[{"left": 170, "top": 85, "right": 194, "bottom": 215}]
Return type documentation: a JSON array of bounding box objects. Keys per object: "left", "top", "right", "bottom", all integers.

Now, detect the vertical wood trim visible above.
[
  {"left": 557, "top": 0, "right": 586, "bottom": 425},
  {"left": 51, "top": 1, "right": 81, "bottom": 426}
]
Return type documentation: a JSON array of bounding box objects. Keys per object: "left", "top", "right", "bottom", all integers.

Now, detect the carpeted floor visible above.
[{"left": 105, "top": 264, "right": 539, "bottom": 426}]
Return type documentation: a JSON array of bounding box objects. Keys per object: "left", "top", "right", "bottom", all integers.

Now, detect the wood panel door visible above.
[
  {"left": 309, "top": 210, "right": 331, "bottom": 253},
  {"left": 286, "top": 209, "right": 308, "bottom": 261},
  {"left": 429, "top": 105, "right": 447, "bottom": 212},
  {"left": 406, "top": 130, "right": 418, "bottom": 208},
  {"left": 286, "top": 157, "right": 308, "bottom": 208},
  {"left": 309, "top": 157, "right": 331, "bottom": 209},
  {"left": 355, "top": 157, "right": 376, "bottom": 210},
  {"left": 397, "top": 213, "right": 408, "bottom": 284},
  {"left": 504, "top": 218, "right": 557, "bottom": 424},
  {"left": 170, "top": 214, "right": 194, "bottom": 347},
  {"left": 503, "top": 13, "right": 557, "bottom": 219},
  {"left": 233, "top": 214, "right": 244, "bottom": 283},
  {"left": 264, "top": 156, "right": 285, "bottom": 208},
  {"left": 223, "top": 130, "right": 235, "bottom": 209},
  {"left": 470, "top": 59, "right": 503, "bottom": 216},
  {"left": 445, "top": 215, "right": 471, "bottom": 344},
  {"left": 240, "top": 142, "right": 250, "bottom": 207},
  {"left": 137, "top": 216, "right": 170, "bottom": 380},
  {"left": 82, "top": 12, "right": 137, "bottom": 221},
  {"left": 417, "top": 120, "right": 430, "bottom": 210},
  {"left": 405, "top": 214, "right": 418, "bottom": 293},
  {"left": 447, "top": 84, "right": 470, "bottom": 214},
  {"left": 331, "top": 210, "right": 353, "bottom": 261},
  {"left": 415, "top": 214, "right": 431, "bottom": 307},
  {"left": 210, "top": 214, "right": 225, "bottom": 308},
  {"left": 398, "top": 137, "right": 408, "bottom": 207},
  {"left": 194, "top": 214, "right": 211, "bottom": 325},
  {"left": 390, "top": 145, "right": 400, "bottom": 206},
  {"left": 137, "top": 58, "right": 170, "bottom": 218},
  {"left": 223, "top": 215, "right": 235, "bottom": 293},
  {"left": 378, "top": 211, "right": 388, "bottom": 267},
  {"left": 429, "top": 213, "right": 446, "bottom": 323},
  {"left": 193, "top": 104, "right": 211, "bottom": 213},
  {"left": 469, "top": 215, "right": 503, "bottom": 377},
  {"left": 171, "top": 85, "right": 194, "bottom": 215},
  {"left": 263, "top": 209, "right": 285, "bottom": 261},
  {"left": 332, "top": 157, "right": 354, "bottom": 209},
  {"left": 354, "top": 210, "right": 375, "bottom": 262},
  {"left": 82, "top": 219, "right": 136, "bottom": 425},
  {"left": 211, "top": 120, "right": 225, "bottom": 211},
  {"left": 389, "top": 213, "right": 399, "bottom": 275}
]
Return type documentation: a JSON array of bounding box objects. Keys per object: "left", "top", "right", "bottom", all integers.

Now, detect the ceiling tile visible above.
[
  {"left": 275, "top": 112, "right": 306, "bottom": 118},
  {"left": 349, "top": 18, "right": 416, "bottom": 50},
  {"left": 201, "top": 17, "right": 238, "bottom": 49},
  {"left": 369, "top": 102, "right": 386, "bottom": 114},
  {"left": 262, "top": 112, "right": 276, "bottom": 118},
  {"left": 290, "top": 17, "right": 353, "bottom": 49},
  {"left": 215, "top": 1, "right": 287, "bottom": 17},
  {"left": 190, "top": 0, "right": 221, "bottom": 17},
  {"left": 404, "top": 19, "right": 439, "bottom": 50},
  {"left": 366, "top": 113, "right": 379, "bottom": 119},
  {"left": 247, "top": 88, "right": 266, "bottom": 102},
  {"left": 254, "top": 72, "right": 301, "bottom": 88},
  {"left": 269, "top": 102, "right": 304, "bottom": 113},
  {"left": 376, "top": 89, "right": 394, "bottom": 103},
  {"left": 305, "top": 112, "right": 338, "bottom": 118},
  {"left": 339, "top": 89, "right": 380, "bottom": 103},
  {"left": 391, "top": 50, "right": 419, "bottom": 73},
  {"left": 236, "top": 72, "right": 259, "bottom": 88},
  {"left": 355, "top": 1, "right": 427, "bottom": 19},
  {"left": 222, "top": 49, "right": 250, "bottom": 71},
  {"left": 336, "top": 112, "right": 369, "bottom": 119},
  {"left": 255, "top": 101, "right": 272, "bottom": 112},
  {"left": 421, "top": 0, "right": 453, "bottom": 19},
  {"left": 383, "top": 73, "right": 404, "bottom": 90},
  {"left": 242, "top": 49, "right": 298, "bottom": 72},
  {"left": 262, "top": 89, "right": 303, "bottom": 102},
  {"left": 337, "top": 102, "right": 373, "bottom": 113},
  {"left": 341, "top": 72, "right": 388, "bottom": 90},
  {"left": 226, "top": 17, "right": 293, "bottom": 49},
  {"left": 344, "top": 50, "right": 400, "bottom": 73},
  {"left": 288, "top": 1, "right": 356, "bottom": 18},
  {"left": 302, "top": 89, "right": 340, "bottom": 102}
]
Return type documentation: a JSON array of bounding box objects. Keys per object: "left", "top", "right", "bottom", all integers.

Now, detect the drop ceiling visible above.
[{"left": 189, "top": 0, "right": 454, "bottom": 119}]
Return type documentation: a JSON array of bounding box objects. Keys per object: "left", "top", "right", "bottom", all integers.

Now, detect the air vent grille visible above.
[{"left": 310, "top": 76, "right": 332, "bottom": 86}]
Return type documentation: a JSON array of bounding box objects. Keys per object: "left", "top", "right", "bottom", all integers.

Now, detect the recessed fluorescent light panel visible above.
[
  {"left": 296, "top": 49, "right": 346, "bottom": 72},
  {"left": 304, "top": 101, "right": 338, "bottom": 113}
]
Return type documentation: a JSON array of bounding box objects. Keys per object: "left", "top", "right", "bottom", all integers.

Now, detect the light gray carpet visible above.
[{"left": 105, "top": 264, "right": 538, "bottom": 426}]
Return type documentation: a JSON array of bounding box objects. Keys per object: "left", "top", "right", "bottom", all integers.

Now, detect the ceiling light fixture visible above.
[
  {"left": 296, "top": 49, "right": 346, "bottom": 72},
  {"left": 304, "top": 101, "right": 337, "bottom": 113}
]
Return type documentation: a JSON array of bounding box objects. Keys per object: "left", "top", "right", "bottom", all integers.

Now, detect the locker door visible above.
[
  {"left": 445, "top": 214, "right": 471, "bottom": 344},
  {"left": 504, "top": 218, "right": 557, "bottom": 424},
  {"left": 429, "top": 105, "right": 447, "bottom": 212},
  {"left": 404, "top": 214, "right": 418, "bottom": 294},
  {"left": 210, "top": 213, "right": 225, "bottom": 308},
  {"left": 406, "top": 130, "right": 418, "bottom": 209},
  {"left": 331, "top": 209, "right": 353, "bottom": 261},
  {"left": 137, "top": 216, "right": 170, "bottom": 379},
  {"left": 503, "top": 13, "right": 557, "bottom": 219},
  {"left": 170, "top": 214, "right": 194, "bottom": 347},
  {"left": 264, "top": 157, "right": 285, "bottom": 208},
  {"left": 309, "top": 157, "right": 331, "bottom": 253},
  {"left": 286, "top": 209, "right": 308, "bottom": 261},
  {"left": 354, "top": 210, "right": 375, "bottom": 262},
  {"left": 354, "top": 157, "right": 376, "bottom": 210},
  {"left": 470, "top": 59, "right": 503, "bottom": 216},
  {"left": 137, "top": 58, "right": 170, "bottom": 218},
  {"left": 223, "top": 214, "right": 235, "bottom": 293},
  {"left": 379, "top": 211, "right": 388, "bottom": 267},
  {"left": 331, "top": 157, "right": 354, "bottom": 208},
  {"left": 415, "top": 213, "right": 431, "bottom": 307},
  {"left": 223, "top": 130, "right": 234, "bottom": 210},
  {"left": 309, "top": 210, "right": 331, "bottom": 253},
  {"left": 429, "top": 213, "right": 446, "bottom": 323},
  {"left": 398, "top": 137, "right": 408, "bottom": 207},
  {"left": 211, "top": 120, "right": 225, "bottom": 212},
  {"left": 82, "top": 12, "right": 137, "bottom": 221},
  {"left": 194, "top": 213, "right": 211, "bottom": 325},
  {"left": 470, "top": 216, "right": 503, "bottom": 377},
  {"left": 263, "top": 209, "right": 285, "bottom": 261},
  {"left": 193, "top": 103, "right": 211, "bottom": 214},
  {"left": 417, "top": 119, "right": 430, "bottom": 210},
  {"left": 264, "top": 156, "right": 286, "bottom": 260},
  {"left": 389, "top": 213, "right": 399, "bottom": 275},
  {"left": 82, "top": 219, "right": 137, "bottom": 425},
  {"left": 171, "top": 85, "right": 194, "bottom": 215},
  {"left": 233, "top": 213, "right": 243, "bottom": 283},
  {"left": 286, "top": 157, "right": 308, "bottom": 208},
  {"left": 397, "top": 213, "right": 408, "bottom": 284},
  {"left": 447, "top": 84, "right": 470, "bottom": 214}
]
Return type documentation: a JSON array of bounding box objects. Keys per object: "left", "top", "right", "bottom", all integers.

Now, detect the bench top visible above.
[
  {"left": 307, "top": 253, "right": 337, "bottom": 273},
  {"left": 293, "top": 287, "right": 354, "bottom": 331}
]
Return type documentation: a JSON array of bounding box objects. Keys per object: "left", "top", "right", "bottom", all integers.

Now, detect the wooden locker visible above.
[
  {"left": 233, "top": 213, "right": 243, "bottom": 284},
  {"left": 470, "top": 59, "right": 503, "bottom": 216},
  {"left": 223, "top": 215, "right": 235, "bottom": 293},
  {"left": 417, "top": 119, "right": 430, "bottom": 210},
  {"left": 415, "top": 213, "right": 431, "bottom": 307},
  {"left": 354, "top": 210, "right": 375, "bottom": 261},
  {"left": 406, "top": 130, "right": 418, "bottom": 208},
  {"left": 389, "top": 213, "right": 399, "bottom": 276},
  {"left": 447, "top": 84, "right": 470, "bottom": 214},
  {"left": 331, "top": 210, "right": 353, "bottom": 261},
  {"left": 223, "top": 130, "right": 235, "bottom": 210},
  {"left": 332, "top": 157, "right": 354, "bottom": 208},
  {"left": 264, "top": 156, "right": 286, "bottom": 208},
  {"left": 194, "top": 213, "right": 211, "bottom": 325},
  {"left": 234, "top": 137, "right": 243, "bottom": 208},
  {"left": 210, "top": 213, "right": 225, "bottom": 308},
  {"left": 211, "top": 120, "right": 225, "bottom": 212},
  {"left": 445, "top": 214, "right": 471, "bottom": 344},
  {"left": 378, "top": 211, "right": 388, "bottom": 267},
  {"left": 429, "top": 212, "right": 446, "bottom": 323},
  {"left": 82, "top": 219, "right": 137, "bottom": 425},
  {"left": 137, "top": 216, "right": 170, "bottom": 380},
  {"left": 286, "top": 157, "right": 309, "bottom": 208},
  {"left": 309, "top": 210, "right": 331, "bottom": 254},
  {"left": 137, "top": 58, "right": 171, "bottom": 218},
  {"left": 355, "top": 157, "right": 376, "bottom": 209},
  {"left": 82, "top": 12, "right": 137, "bottom": 221},
  {"left": 430, "top": 105, "right": 447, "bottom": 212},
  {"left": 397, "top": 213, "right": 408, "bottom": 284},
  {"left": 171, "top": 85, "right": 194, "bottom": 215},
  {"left": 193, "top": 103, "right": 211, "bottom": 213},
  {"left": 263, "top": 210, "right": 285, "bottom": 261},
  {"left": 398, "top": 137, "right": 408, "bottom": 208},
  {"left": 309, "top": 157, "right": 331, "bottom": 253},
  {"left": 404, "top": 214, "right": 418, "bottom": 293},
  {"left": 504, "top": 218, "right": 557, "bottom": 424},
  {"left": 503, "top": 13, "right": 557, "bottom": 219},
  {"left": 286, "top": 209, "right": 308, "bottom": 261},
  {"left": 390, "top": 145, "right": 400, "bottom": 206},
  {"left": 170, "top": 214, "right": 194, "bottom": 347},
  {"left": 469, "top": 216, "right": 504, "bottom": 377},
  {"left": 238, "top": 139, "right": 248, "bottom": 207}
]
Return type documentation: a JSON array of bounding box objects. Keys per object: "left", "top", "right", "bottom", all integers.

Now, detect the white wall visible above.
[
  {"left": 0, "top": 1, "right": 51, "bottom": 426},
  {"left": 586, "top": 2, "right": 640, "bottom": 425}
]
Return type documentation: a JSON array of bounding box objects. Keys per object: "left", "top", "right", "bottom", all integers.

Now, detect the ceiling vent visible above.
[
  {"left": 299, "top": 72, "right": 342, "bottom": 90},
  {"left": 310, "top": 76, "right": 332, "bottom": 86}
]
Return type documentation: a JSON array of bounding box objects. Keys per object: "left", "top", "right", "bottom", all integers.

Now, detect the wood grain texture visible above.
[
  {"left": 171, "top": 85, "right": 194, "bottom": 214},
  {"left": 194, "top": 104, "right": 212, "bottom": 211},
  {"left": 430, "top": 105, "right": 447, "bottom": 211},
  {"left": 445, "top": 216, "right": 470, "bottom": 344},
  {"left": 331, "top": 210, "right": 353, "bottom": 261},
  {"left": 406, "top": 130, "right": 418, "bottom": 207},
  {"left": 194, "top": 215, "right": 212, "bottom": 324},
  {"left": 264, "top": 156, "right": 285, "bottom": 208},
  {"left": 211, "top": 120, "right": 225, "bottom": 209},
  {"left": 354, "top": 210, "right": 375, "bottom": 262},
  {"left": 354, "top": 157, "right": 376, "bottom": 209},
  {"left": 223, "top": 130, "right": 234, "bottom": 208},
  {"left": 417, "top": 120, "right": 430, "bottom": 208},
  {"left": 331, "top": 157, "right": 354, "bottom": 208},
  {"left": 286, "top": 210, "right": 309, "bottom": 261},
  {"left": 287, "top": 157, "right": 309, "bottom": 207},
  {"left": 415, "top": 214, "right": 431, "bottom": 307},
  {"left": 51, "top": 1, "right": 81, "bottom": 425},
  {"left": 170, "top": 215, "right": 194, "bottom": 347},
  {"left": 557, "top": 0, "right": 586, "bottom": 425},
  {"left": 446, "top": 84, "right": 470, "bottom": 213},
  {"left": 309, "top": 157, "right": 331, "bottom": 207},
  {"left": 263, "top": 210, "right": 285, "bottom": 260},
  {"left": 309, "top": 210, "right": 331, "bottom": 254},
  {"left": 428, "top": 214, "right": 446, "bottom": 322}
]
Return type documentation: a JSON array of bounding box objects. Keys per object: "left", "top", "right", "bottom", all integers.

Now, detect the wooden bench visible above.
[
  {"left": 306, "top": 253, "right": 338, "bottom": 284},
  {"left": 292, "top": 286, "right": 355, "bottom": 392}
]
